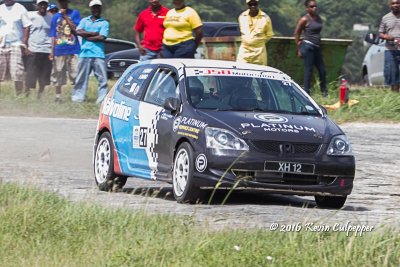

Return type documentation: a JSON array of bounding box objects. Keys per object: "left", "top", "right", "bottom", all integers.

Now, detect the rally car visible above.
[{"left": 93, "top": 59, "right": 355, "bottom": 208}]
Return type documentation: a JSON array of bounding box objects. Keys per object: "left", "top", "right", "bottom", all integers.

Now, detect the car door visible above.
[
  {"left": 132, "top": 66, "right": 180, "bottom": 179},
  {"left": 109, "top": 64, "right": 155, "bottom": 177}
]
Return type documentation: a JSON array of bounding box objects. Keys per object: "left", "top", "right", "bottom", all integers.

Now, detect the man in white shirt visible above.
[
  {"left": 0, "top": 0, "right": 32, "bottom": 95},
  {"left": 25, "top": 0, "right": 53, "bottom": 98}
]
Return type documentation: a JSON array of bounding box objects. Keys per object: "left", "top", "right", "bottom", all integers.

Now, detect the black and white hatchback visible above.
[{"left": 93, "top": 59, "right": 355, "bottom": 208}]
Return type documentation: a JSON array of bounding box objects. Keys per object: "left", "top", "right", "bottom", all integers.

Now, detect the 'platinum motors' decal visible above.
[
  {"left": 244, "top": 114, "right": 315, "bottom": 134},
  {"left": 254, "top": 114, "right": 288, "bottom": 123}
]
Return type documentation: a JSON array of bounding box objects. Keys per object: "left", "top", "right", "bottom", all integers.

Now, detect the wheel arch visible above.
[
  {"left": 95, "top": 127, "right": 124, "bottom": 175},
  {"left": 173, "top": 137, "right": 193, "bottom": 159}
]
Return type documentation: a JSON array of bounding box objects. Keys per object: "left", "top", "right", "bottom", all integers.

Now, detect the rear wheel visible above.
[
  {"left": 172, "top": 142, "right": 202, "bottom": 203},
  {"left": 94, "top": 132, "right": 127, "bottom": 192},
  {"left": 314, "top": 195, "right": 347, "bottom": 209}
]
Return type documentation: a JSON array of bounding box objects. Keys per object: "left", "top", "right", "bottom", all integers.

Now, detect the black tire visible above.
[
  {"left": 172, "top": 142, "right": 203, "bottom": 203},
  {"left": 94, "top": 132, "right": 127, "bottom": 192},
  {"left": 314, "top": 195, "right": 347, "bottom": 209}
]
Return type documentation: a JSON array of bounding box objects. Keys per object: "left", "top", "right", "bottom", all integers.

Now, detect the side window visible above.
[
  {"left": 118, "top": 65, "right": 154, "bottom": 99},
  {"left": 143, "top": 68, "right": 178, "bottom": 106}
]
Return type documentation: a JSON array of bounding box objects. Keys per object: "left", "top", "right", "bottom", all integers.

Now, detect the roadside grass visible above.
[
  {"left": 0, "top": 79, "right": 116, "bottom": 119},
  {"left": 313, "top": 83, "right": 400, "bottom": 123},
  {"left": 1, "top": 80, "right": 400, "bottom": 123},
  {"left": 0, "top": 182, "right": 399, "bottom": 267}
]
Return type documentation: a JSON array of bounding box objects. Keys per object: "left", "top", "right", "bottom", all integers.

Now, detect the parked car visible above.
[
  {"left": 362, "top": 32, "right": 386, "bottom": 86},
  {"left": 104, "top": 38, "right": 137, "bottom": 55},
  {"left": 93, "top": 59, "right": 355, "bottom": 208},
  {"left": 105, "top": 22, "right": 240, "bottom": 79}
]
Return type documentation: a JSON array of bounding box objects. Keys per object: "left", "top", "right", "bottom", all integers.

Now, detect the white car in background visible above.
[{"left": 362, "top": 41, "right": 385, "bottom": 86}]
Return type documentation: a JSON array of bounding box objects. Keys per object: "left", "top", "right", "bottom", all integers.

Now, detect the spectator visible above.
[
  {"left": 162, "top": 0, "right": 203, "bottom": 58},
  {"left": 294, "top": 0, "right": 327, "bottom": 97},
  {"left": 25, "top": 0, "right": 53, "bottom": 99},
  {"left": 71, "top": 0, "right": 109, "bottom": 104},
  {"left": 237, "top": 0, "right": 274, "bottom": 66},
  {"left": 379, "top": 0, "right": 400, "bottom": 93},
  {"left": 0, "top": 0, "right": 32, "bottom": 96},
  {"left": 134, "top": 0, "right": 169, "bottom": 61},
  {"left": 49, "top": 0, "right": 80, "bottom": 102},
  {"left": 47, "top": 3, "right": 59, "bottom": 16}
]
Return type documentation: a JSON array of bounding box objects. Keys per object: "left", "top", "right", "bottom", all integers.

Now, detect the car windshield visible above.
[{"left": 186, "top": 74, "right": 321, "bottom": 116}]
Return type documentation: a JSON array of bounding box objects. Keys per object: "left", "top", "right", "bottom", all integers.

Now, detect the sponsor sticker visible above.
[
  {"left": 254, "top": 114, "right": 288, "bottom": 123},
  {"left": 173, "top": 116, "right": 207, "bottom": 138},
  {"left": 102, "top": 97, "right": 132, "bottom": 122},
  {"left": 195, "top": 154, "right": 207, "bottom": 172},
  {"left": 241, "top": 114, "right": 316, "bottom": 134},
  {"left": 133, "top": 126, "right": 148, "bottom": 148}
]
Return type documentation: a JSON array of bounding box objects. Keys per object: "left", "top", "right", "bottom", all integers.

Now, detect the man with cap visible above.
[
  {"left": 0, "top": 0, "right": 32, "bottom": 96},
  {"left": 134, "top": 0, "right": 169, "bottom": 61},
  {"left": 47, "top": 3, "right": 59, "bottom": 16},
  {"left": 71, "top": 0, "right": 109, "bottom": 103},
  {"left": 237, "top": 0, "right": 274, "bottom": 65},
  {"left": 25, "top": 0, "right": 53, "bottom": 98},
  {"left": 49, "top": 0, "right": 81, "bottom": 102}
]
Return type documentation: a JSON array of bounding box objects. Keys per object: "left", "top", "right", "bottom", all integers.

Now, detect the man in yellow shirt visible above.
[
  {"left": 162, "top": 0, "right": 203, "bottom": 58},
  {"left": 237, "top": 0, "right": 274, "bottom": 65}
]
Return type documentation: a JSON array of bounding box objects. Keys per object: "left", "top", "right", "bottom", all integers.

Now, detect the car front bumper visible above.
[{"left": 193, "top": 148, "right": 355, "bottom": 196}]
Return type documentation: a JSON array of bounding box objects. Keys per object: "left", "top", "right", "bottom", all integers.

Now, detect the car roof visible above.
[{"left": 149, "top": 58, "right": 285, "bottom": 74}]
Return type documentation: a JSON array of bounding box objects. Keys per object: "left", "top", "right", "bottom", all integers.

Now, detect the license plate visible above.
[{"left": 264, "top": 161, "right": 315, "bottom": 174}]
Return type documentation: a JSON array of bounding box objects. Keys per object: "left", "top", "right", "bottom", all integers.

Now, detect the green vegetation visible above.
[
  {"left": 69, "top": 0, "right": 388, "bottom": 83},
  {"left": 0, "top": 182, "right": 399, "bottom": 267},
  {"left": 1, "top": 80, "right": 399, "bottom": 123},
  {"left": 0, "top": 79, "right": 110, "bottom": 119}
]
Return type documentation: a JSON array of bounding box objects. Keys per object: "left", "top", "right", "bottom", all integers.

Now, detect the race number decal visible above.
[{"left": 133, "top": 126, "right": 148, "bottom": 148}]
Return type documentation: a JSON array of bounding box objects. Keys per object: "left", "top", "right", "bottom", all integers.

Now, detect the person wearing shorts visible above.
[
  {"left": 49, "top": 0, "right": 80, "bottom": 102},
  {"left": 25, "top": 0, "right": 53, "bottom": 98},
  {"left": 0, "top": 0, "right": 32, "bottom": 96}
]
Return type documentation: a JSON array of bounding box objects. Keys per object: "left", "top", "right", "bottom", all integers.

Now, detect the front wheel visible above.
[
  {"left": 172, "top": 142, "right": 202, "bottom": 203},
  {"left": 314, "top": 195, "right": 347, "bottom": 209},
  {"left": 94, "top": 132, "right": 127, "bottom": 192}
]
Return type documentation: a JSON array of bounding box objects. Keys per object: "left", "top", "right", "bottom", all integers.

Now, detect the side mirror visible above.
[
  {"left": 319, "top": 105, "right": 328, "bottom": 116},
  {"left": 164, "top": 97, "right": 181, "bottom": 112},
  {"left": 364, "top": 32, "right": 384, "bottom": 45}
]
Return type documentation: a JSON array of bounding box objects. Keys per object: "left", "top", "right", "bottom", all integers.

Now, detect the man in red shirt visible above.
[{"left": 134, "top": 0, "right": 168, "bottom": 60}]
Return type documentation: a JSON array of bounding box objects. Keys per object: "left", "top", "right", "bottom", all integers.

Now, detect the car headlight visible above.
[
  {"left": 327, "top": 135, "right": 352, "bottom": 156},
  {"left": 205, "top": 127, "right": 249, "bottom": 151}
]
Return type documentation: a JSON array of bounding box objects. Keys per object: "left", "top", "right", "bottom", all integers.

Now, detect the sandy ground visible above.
[{"left": 1, "top": 116, "right": 399, "bottom": 232}]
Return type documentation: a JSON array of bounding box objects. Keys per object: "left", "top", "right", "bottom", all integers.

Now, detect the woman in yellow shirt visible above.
[{"left": 162, "top": 0, "right": 203, "bottom": 58}]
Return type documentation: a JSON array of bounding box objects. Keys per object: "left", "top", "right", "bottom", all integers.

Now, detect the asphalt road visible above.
[{"left": 1, "top": 116, "right": 399, "bottom": 231}]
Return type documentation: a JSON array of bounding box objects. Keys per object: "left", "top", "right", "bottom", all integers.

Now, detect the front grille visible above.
[
  {"left": 108, "top": 59, "right": 139, "bottom": 71},
  {"left": 251, "top": 141, "right": 320, "bottom": 154},
  {"left": 232, "top": 170, "right": 335, "bottom": 186}
]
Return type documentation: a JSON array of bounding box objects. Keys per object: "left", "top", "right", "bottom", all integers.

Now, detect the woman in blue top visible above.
[{"left": 294, "top": 0, "right": 327, "bottom": 97}]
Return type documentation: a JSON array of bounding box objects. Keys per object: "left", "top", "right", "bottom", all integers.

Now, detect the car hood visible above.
[
  {"left": 196, "top": 110, "right": 343, "bottom": 144},
  {"left": 106, "top": 48, "right": 140, "bottom": 61}
]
